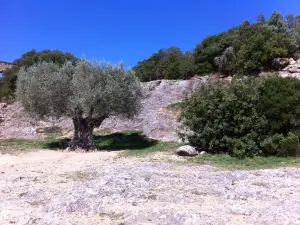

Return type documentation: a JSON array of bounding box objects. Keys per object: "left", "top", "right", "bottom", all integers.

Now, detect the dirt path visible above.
[
  {"left": 0, "top": 150, "right": 119, "bottom": 175},
  {"left": 1, "top": 150, "right": 300, "bottom": 225}
]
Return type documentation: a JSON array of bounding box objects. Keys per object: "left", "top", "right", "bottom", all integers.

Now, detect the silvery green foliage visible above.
[{"left": 16, "top": 60, "right": 142, "bottom": 120}]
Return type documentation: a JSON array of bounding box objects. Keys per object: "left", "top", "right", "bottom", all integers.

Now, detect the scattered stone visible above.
[{"left": 176, "top": 145, "right": 198, "bottom": 156}]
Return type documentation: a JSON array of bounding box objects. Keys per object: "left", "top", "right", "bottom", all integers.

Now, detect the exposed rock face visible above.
[
  {"left": 101, "top": 78, "right": 207, "bottom": 141},
  {"left": 279, "top": 58, "right": 300, "bottom": 78},
  {"left": 0, "top": 102, "right": 42, "bottom": 139},
  {"left": 0, "top": 78, "right": 208, "bottom": 141},
  {"left": 272, "top": 58, "right": 289, "bottom": 69},
  {"left": 176, "top": 145, "right": 198, "bottom": 156}
]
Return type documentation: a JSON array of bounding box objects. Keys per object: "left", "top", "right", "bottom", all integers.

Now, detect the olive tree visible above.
[{"left": 16, "top": 60, "right": 142, "bottom": 150}]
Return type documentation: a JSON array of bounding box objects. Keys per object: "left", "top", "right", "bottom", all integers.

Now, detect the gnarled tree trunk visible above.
[{"left": 68, "top": 113, "right": 106, "bottom": 151}]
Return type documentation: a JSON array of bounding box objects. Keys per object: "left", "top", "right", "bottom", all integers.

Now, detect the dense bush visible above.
[
  {"left": 0, "top": 49, "right": 77, "bottom": 101},
  {"left": 259, "top": 76, "right": 300, "bottom": 135},
  {"left": 178, "top": 79, "right": 267, "bottom": 158},
  {"left": 179, "top": 76, "right": 300, "bottom": 158}
]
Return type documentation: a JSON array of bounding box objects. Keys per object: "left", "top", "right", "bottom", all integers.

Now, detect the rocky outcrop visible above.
[{"left": 279, "top": 58, "right": 300, "bottom": 78}]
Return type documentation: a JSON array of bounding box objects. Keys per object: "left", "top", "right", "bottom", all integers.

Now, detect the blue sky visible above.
[{"left": 1, "top": 0, "right": 299, "bottom": 68}]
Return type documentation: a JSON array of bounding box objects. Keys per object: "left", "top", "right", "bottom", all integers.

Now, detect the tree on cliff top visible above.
[{"left": 16, "top": 60, "right": 142, "bottom": 150}]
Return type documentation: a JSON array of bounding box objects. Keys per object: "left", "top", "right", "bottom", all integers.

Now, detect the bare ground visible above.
[{"left": 1, "top": 150, "right": 300, "bottom": 225}]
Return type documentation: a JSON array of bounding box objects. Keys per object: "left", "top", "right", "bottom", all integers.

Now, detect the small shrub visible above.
[
  {"left": 260, "top": 133, "right": 284, "bottom": 156},
  {"left": 261, "top": 132, "right": 300, "bottom": 157},
  {"left": 277, "top": 132, "right": 300, "bottom": 156}
]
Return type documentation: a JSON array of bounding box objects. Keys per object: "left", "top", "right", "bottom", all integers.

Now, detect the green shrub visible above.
[
  {"left": 179, "top": 76, "right": 300, "bottom": 158},
  {"left": 260, "top": 133, "right": 284, "bottom": 156},
  {"left": 261, "top": 132, "right": 300, "bottom": 156},
  {"left": 259, "top": 76, "right": 300, "bottom": 135},
  {"left": 179, "top": 78, "right": 267, "bottom": 158},
  {"left": 277, "top": 132, "right": 300, "bottom": 156}
]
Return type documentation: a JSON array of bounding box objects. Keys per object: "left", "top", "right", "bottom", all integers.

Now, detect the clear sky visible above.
[{"left": 1, "top": 0, "right": 299, "bottom": 67}]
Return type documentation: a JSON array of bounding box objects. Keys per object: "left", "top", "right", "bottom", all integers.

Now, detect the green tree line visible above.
[{"left": 135, "top": 12, "right": 300, "bottom": 81}]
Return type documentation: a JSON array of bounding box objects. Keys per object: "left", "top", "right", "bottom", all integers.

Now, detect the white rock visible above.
[
  {"left": 289, "top": 58, "right": 296, "bottom": 65},
  {"left": 176, "top": 145, "right": 198, "bottom": 156}
]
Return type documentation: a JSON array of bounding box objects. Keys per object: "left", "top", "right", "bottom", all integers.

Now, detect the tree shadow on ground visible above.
[{"left": 45, "top": 131, "right": 158, "bottom": 151}]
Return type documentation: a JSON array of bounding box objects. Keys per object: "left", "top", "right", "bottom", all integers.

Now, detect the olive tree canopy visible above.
[{"left": 16, "top": 60, "right": 142, "bottom": 150}]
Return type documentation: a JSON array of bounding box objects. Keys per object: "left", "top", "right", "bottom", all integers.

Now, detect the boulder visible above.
[
  {"left": 176, "top": 145, "right": 198, "bottom": 156},
  {"left": 272, "top": 58, "right": 289, "bottom": 70},
  {"left": 199, "top": 151, "right": 207, "bottom": 155}
]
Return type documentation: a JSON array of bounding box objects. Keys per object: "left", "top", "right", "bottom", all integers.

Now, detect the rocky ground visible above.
[{"left": 1, "top": 150, "right": 300, "bottom": 225}]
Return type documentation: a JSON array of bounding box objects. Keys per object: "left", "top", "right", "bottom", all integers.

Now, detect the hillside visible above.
[
  {"left": 1, "top": 58, "right": 300, "bottom": 142},
  {"left": 0, "top": 78, "right": 207, "bottom": 141}
]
